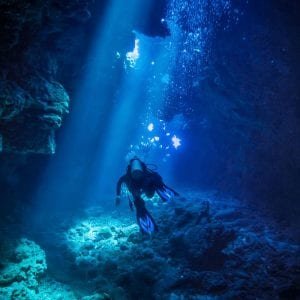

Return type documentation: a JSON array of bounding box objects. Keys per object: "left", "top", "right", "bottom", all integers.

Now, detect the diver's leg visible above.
[{"left": 134, "top": 196, "right": 158, "bottom": 234}]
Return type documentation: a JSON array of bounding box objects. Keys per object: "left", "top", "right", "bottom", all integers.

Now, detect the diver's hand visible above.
[{"left": 115, "top": 196, "right": 121, "bottom": 206}]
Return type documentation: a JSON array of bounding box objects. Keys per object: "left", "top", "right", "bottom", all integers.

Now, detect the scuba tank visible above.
[{"left": 130, "top": 158, "right": 144, "bottom": 180}]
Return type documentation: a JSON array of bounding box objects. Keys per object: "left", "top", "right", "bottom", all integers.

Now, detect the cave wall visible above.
[
  {"left": 0, "top": 0, "right": 169, "bottom": 154},
  {"left": 0, "top": 0, "right": 169, "bottom": 216},
  {"left": 170, "top": 0, "right": 300, "bottom": 224},
  {"left": 0, "top": 0, "right": 299, "bottom": 227},
  {"left": 0, "top": 0, "right": 104, "bottom": 154}
]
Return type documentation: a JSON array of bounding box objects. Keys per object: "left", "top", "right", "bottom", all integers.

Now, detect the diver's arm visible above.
[
  {"left": 116, "top": 175, "right": 127, "bottom": 196},
  {"left": 115, "top": 175, "right": 126, "bottom": 206}
]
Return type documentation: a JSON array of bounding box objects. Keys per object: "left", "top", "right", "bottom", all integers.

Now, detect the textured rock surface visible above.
[
  {"left": 0, "top": 191, "right": 298, "bottom": 299},
  {"left": 0, "top": 0, "right": 95, "bottom": 153},
  {"left": 0, "top": 78, "right": 69, "bottom": 154},
  {"left": 65, "top": 216, "right": 139, "bottom": 269},
  {"left": 164, "top": 0, "right": 300, "bottom": 225},
  {"left": 0, "top": 0, "right": 168, "bottom": 152},
  {"left": 0, "top": 238, "right": 113, "bottom": 300},
  {"left": 60, "top": 191, "right": 300, "bottom": 299},
  {"left": 0, "top": 238, "right": 47, "bottom": 299},
  {"left": 0, "top": 0, "right": 168, "bottom": 154}
]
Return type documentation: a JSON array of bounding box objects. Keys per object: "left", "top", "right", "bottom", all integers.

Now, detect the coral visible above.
[
  {"left": 62, "top": 192, "right": 300, "bottom": 299},
  {"left": 0, "top": 239, "right": 102, "bottom": 300},
  {"left": 0, "top": 192, "right": 298, "bottom": 299},
  {"left": 37, "top": 278, "right": 78, "bottom": 300},
  {"left": 65, "top": 216, "right": 139, "bottom": 270},
  {"left": 0, "top": 238, "right": 47, "bottom": 299}
]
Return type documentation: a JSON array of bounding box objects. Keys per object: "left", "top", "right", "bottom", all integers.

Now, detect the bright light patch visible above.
[
  {"left": 161, "top": 74, "right": 170, "bottom": 84},
  {"left": 85, "top": 226, "right": 99, "bottom": 241},
  {"left": 172, "top": 135, "right": 181, "bottom": 149},
  {"left": 147, "top": 123, "right": 154, "bottom": 131},
  {"left": 126, "top": 39, "right": 140, "bottom": 68},
  {"left": 149, "top": 136, "right": 160, "bottom": 143},
  {"left": 115, "top": 51, "right": 121, "bottom": 59}
]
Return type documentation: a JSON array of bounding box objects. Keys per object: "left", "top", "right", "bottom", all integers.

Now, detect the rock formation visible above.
[
  {"left": 0, "top": 238, "right": 47, "bottom": 299},
  {"left": 62, "top": 192, "right": 300, "bottom": 299}
]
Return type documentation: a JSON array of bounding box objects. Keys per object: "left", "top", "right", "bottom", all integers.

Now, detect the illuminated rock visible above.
[
  {"left": 125, "top": 38, "right": 140, "bottom": 69},
  {"left": 65, "top": 215, "right": 139, "bottom": 269},
  {"left": 0, "top": 77, "right": 69, "bottom": 154},
  {"left": 0, "top": 239, "right": 47, "bottom": 299}
]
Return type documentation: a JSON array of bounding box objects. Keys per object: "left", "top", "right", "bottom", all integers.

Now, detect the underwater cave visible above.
[{"left": 0, "top": 0, "right": 299, "bottom": 299}]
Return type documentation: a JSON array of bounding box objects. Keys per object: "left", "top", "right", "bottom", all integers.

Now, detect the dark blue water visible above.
[{"left": 0, "top": 0, "right": 299, "bottom": 299}]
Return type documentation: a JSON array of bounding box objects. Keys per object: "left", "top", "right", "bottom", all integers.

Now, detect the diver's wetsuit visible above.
[
  {"left": 116, "top": 171, "right": 158, "bottom": 234},
  {"left": 116, "top": 167, "right": 178, "bottom": 234}
]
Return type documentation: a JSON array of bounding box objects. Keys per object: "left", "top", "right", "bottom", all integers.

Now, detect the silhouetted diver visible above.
[{"left": 116, "top": 157, "right": 179, "bottom": 234}]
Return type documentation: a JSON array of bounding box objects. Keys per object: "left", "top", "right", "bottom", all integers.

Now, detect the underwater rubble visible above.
[
  {"left": 0, "top": 191, "right": 299, "bottom": 299},
  {"left": 0, "top": 238, "right": 47, "bottom": 299},
  {"left": 61, "top": 191, "right": 300, "bottom": 299},
  {"left": 0, "top": 239, "right": 111, "bottom": 300}
]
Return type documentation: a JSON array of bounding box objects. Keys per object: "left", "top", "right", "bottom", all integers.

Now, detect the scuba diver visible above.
[{"left": 115, "top": 157, "right": 179, "bottom": 235}]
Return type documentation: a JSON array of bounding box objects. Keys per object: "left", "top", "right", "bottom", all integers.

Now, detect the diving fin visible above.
[
  {"left": 139, "top": 214, "right": 155, "bottom": 234},
  {"left": 136, "top": 206, "right": 157, "bottom": 235}
]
